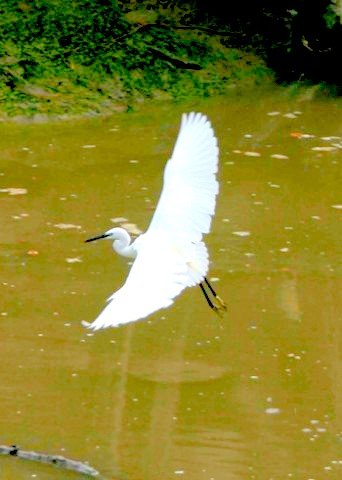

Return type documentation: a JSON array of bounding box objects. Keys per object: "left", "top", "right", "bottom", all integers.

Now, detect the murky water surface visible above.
[{"left": 0, "top": 90, "right": 341, "bottom": 479}]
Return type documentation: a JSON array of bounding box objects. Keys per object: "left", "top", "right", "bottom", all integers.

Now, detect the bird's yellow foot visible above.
[
  {"left": 215, "top": 295, "right": 227, "bottom": 311},
  {"left": 213, "top": 305, "right": 224, "bottom": 317},
  {"left": 213, "top": 302, "right": 226, "bottom": 317}
]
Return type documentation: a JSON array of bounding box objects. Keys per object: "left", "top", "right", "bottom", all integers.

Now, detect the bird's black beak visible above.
[{"left": 85, "top": 233, "right": 110, "bottom": 243}]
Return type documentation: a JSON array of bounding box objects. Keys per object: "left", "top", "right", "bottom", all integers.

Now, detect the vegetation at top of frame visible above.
[
  {"left": 0, "top": 0, "right": 273, "bottom": 119},
  {"left": 1, "top": 0, "right": 340, "bottom": 120}
]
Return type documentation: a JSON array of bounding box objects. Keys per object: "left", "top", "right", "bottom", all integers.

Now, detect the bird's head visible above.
[{"left": 85, "top": 227, "right": 124, "bottom": 243}]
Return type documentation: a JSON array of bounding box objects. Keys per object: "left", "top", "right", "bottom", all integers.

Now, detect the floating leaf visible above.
[{"left": 290, "top": 131, "right": 303, "bottom": 138}]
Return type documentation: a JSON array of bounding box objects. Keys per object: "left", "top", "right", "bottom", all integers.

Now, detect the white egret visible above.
[{"left": 85, "top": 112, "right": 225, "bottom": 330}]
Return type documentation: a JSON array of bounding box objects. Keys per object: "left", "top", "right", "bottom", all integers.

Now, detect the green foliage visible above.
[
  {"left": 0, "top": 1, "right": 273, "bottom": 118},
  {"left": 323, "top": 3, "right": 339, "bottom": 29}
]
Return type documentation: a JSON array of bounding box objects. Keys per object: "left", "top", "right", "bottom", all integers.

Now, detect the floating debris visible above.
[
  {"left": 331, "top": 204, "right": 342, "bottom": 210},
  {"left": 27, "top": 250, "right": 39, "bottom": 256},
  {"left": 111, "top": 217, "right": 129, "bottom": 223},
  {"left": 320, "top": 136, "right": 340, "bottom": 141},
  {"left": 121, "top": 222, "right": 143, "bottom": 235},
  {"left": 312, "top": 146, "right": 337, "bottom": 152},
  {"left": 0, "top": 444, "right": 101, "bottom": 478},
  {"left": 110, "top": 217, "right": 142, "bottom": 234},
  {"left": 0, "top": 187, "right": 27, "bottom": 195},
  {"left": 232, "top": 231, "right": 251, "bottom": 237},
  {"left": 65, "top": 257, "right": 82, "bottom": 263},
  {"left": 54, "top": 223, "right": 82, "bottom": 230},
  {"left": 267, "top": 111, "right": 280, "bottom": 116},
  {"left": 265, "top": 407, "right": 281, "bottom": 414},
  {"left": 301, "top": 133, "right": 315, "bottom": 139},
  {"left": 244, "top": 151, "right": 261, "bottom": 157},
  {"left": 290, "top": 132, "right": 315, "bottom": 139},
  {"left": 283, "top": 113, "right": 297, "bottom": 119},
  {"left": 81, "top": 144, "right": 96, "bottom": 149},
  {"left": 270, "top": 154, "right": 289, "bottom": 159}
]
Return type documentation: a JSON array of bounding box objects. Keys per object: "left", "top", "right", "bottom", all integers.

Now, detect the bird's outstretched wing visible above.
[
  {"left": 87, "top": 112, "right": 218, "bottom": 330},
  {"left": 88, "top": 236, "right": 209, "bottom": 330},
  {"left": 147, "top": 112, "right": 219, "bottom": 242}
]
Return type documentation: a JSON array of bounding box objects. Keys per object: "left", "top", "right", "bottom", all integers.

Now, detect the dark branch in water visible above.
[
  {"left": 148, "top": 47, "right": 202, "bottom": 70},
  {"left": 113, "top": 22, "right": 239, "bottom": 42},
  {"left": 0, "top": 444, "right": 104, "bottom": 478}
]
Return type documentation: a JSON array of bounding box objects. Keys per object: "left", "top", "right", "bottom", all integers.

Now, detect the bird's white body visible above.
[{"left": 86, "top": 112, "right": 219, "bottom": 330}]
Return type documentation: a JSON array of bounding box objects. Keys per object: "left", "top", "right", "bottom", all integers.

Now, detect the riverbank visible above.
[
  {"left": 1, "top": 1, "right": 340, "bottom": 123},
  {"left": 0, "top": 38, "right": 272, "bottom": 123}
]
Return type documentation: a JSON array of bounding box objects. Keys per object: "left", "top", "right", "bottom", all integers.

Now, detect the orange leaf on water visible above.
[{"left": 290, "top": 131, "right": 303, "bottom": 138}]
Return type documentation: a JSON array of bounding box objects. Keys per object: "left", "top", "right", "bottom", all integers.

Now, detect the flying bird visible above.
[{"left": 85, "top": 112, "right": 225, "bottom": 330}]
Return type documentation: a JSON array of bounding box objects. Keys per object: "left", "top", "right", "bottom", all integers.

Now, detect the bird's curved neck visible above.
[{"left": 112, "top": 228, "right": 135, "bottom": 258}]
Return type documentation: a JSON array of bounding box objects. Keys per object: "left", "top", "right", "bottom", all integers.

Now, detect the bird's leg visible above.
[
  {"left": 204, "top": 277, "right": 227, "bottom": 311},
  {"left": 199, "top": 283, "right": 224, "bottom": 317},
  {"left": 199, "top": 283, "right": 215, "bottom": 309}
]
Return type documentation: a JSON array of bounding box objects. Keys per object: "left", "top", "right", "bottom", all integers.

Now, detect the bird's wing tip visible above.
[
  {"left": 81, "top": 319, "right": 100, "bottom": 331},
  {"left": 182, "top": 111, "right": 209, "bottom": 128}
]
